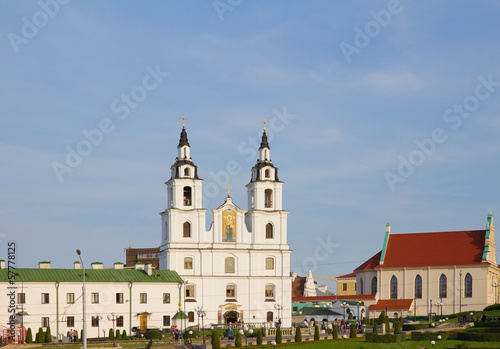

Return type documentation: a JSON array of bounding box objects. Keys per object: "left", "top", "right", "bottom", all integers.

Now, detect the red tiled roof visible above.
[
  {"left": 355, "top": 251, "right": 381, "bottom": 271},
  {"left": 368, "top": 299, "right": 413, "bottom": 311},
  {"left": 292, "top": 276, "right": 306, "bottom": 298},
  {"left": 292, "top": 294, "right": 376, "bottom": 302},
  {"left": 382, "top": 230, "right": 485, "bottom": 268},
  {"left": 355, "top": 230, "right": 486, "bottom": 271},
  {"left": 336, "top": 272, "right": 356, "bottom": 279}
]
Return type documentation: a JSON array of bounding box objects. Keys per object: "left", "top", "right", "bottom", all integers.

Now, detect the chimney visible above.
[
  {"left": 74, "top": 261, "right": 81, "bottom": 269},
  {"left": 39, "top": 261, "right": 51, "bottom": 269},
  {"left": 91, "top": 262, "right": 103, "bottom": 269},
  {"left": 145, "top": 263, "right": 152, "bottom": 276},
  {"left": 114, "top": 262, "right": 124, "bottom": 270},
  {"left": 135, "top": 263, "right": 145, "bottom": 270},
  {"left": 0, "top": 260, "right": 5, "bottom": 269}
]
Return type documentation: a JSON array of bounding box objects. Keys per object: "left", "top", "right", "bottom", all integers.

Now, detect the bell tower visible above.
[{"left": 245, "top": 120, "right": 288, "bottom": 246}]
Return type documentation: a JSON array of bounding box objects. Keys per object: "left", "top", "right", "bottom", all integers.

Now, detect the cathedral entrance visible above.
[{"left": 224, "top": 311, "right": 239, "bottom": 323}]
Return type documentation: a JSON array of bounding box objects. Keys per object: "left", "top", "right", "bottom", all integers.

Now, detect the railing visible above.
[
  {"left": 265, "top": 327, "right": 296, "bottom": 337},
  {"left": 210, "top": 322, "right": 271, "bottom": 330}
]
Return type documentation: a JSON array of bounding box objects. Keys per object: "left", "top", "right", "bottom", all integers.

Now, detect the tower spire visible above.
[{"left": 178, "top": 116, "right": 190, "bottom": 148}]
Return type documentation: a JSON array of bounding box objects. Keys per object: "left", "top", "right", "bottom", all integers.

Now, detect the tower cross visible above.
[
  {"left": 180, "top": 115, "right": 188, "bottom": 128},
  {"left": 261, "top": 118, "right": 269, "bottom": 131},
  {"left": 226, "top": 184, "right": 232, "bottom": 197}
]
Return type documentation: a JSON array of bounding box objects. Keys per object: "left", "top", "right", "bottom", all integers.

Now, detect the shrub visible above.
[
  {"left": 457, "top": 329, "right": 500, "bottom": 342},
  {"left": 411, "top": 331, "right": 450, "bottom": 341},
  {"left": 116, "top": 329, "right": 121, "bottom": 340},
  {"left": 483, "top": 303, "right": 500, "bottom": 312},
  {"left": 332, "top": 325, "right": 338, "bottom": 340},
  {"left": 256, "top": 329, "right": 263, "bottom": 346},
  {"left": 36, "top": 328, "right": 45, "bottom": 343},
  {"left": 122, "top": 330, "right": 129, "bottom": 340},
  {"left": 378, "top": 311, "right": 386, "bottom": 325},
  {"left": 366, "top": 333, "right": 406, "bottom": 343},
  {"left": 373, "top": 321, "right": 378, "bottom": 335},
  {"left": 295, "top": 327, "right": 302, "bottom": 342},
  {"left": 275, "top": 327, "right": 282, "bottom": 344},
  {"left": 349, "top": 324, "right": 356, "bottom": 338},
  {"left": 145, "top": 330, "right": 161, "bottom": 340},
  {"left": 385, "top": 317, "right": 390, "bottom": 332},
  {"left": 26, "top": 328, "right": 33, "bottom": 343},
  {"left": 313, "top": 325, "right": 320, "bottom": 341},
  {"left": 45, "top": 326, "right": 52, "bottom": 343},
  {"left": 235, "top": 330, "right": 242, "bottom": 347},
  {"left": 394, "top": 319, "right": 401, "bottom": 334},
  {"left": 211, "top": 330, "right": 220, "bottom": 349},
  {"left": 80, "top": 329, "right": 83, "bottom": 342}
]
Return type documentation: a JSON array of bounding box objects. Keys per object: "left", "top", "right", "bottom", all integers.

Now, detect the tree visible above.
[
  {"left": 394, "top": 319, "right": 401, "bottom": 334},
  {"left": 109, "top": 328, "right": 114, "bottom": 340},
  {"left": 378, "top": 311, "right": 386, "bottom": 326},
  {"left": 256, "top": 329, "right": 263, "bottom": 346},
  {"left": 349, "top": 324, "right": 357, "bottom": 338},
  {"left": 116, "top": 329, "right": 121, "bottom": 340},
  {"left": 275, "top": 327, "right": 282, "bottom": 344},
  {"left": 385, "top": 317, "right": 390, "bottom": 333},
  {"left": 313, "top": 325, "right": 320, "bottom": 341},
  {"left": 45, "top": 326, "right": 52, "bottom": 343},
  {"left": 122, "top": 330, "right": 129, "bottom": 340},
  {"left": 332, "top": 325, "right": 338, "bottom": 340},
  {"left": 36, "top": 328, "right": 45, "bottom": 343},
  {"left": 211, "top": 330, "right": 221, "bottom": 349},
  {"left": 26, "top": 328, "right": 33, "bottom": 343},
  {"left": 294, "top": 327, "right": 302, "bottom": 342},
  {"left": 235, "top": 330, "right": 242, "bottom": 348},
  {"left": 373, "top": 320, "right": 378, "bottom": 335},
  {"left": 80, "top": 329, "right": 83, "bottom": 342}
]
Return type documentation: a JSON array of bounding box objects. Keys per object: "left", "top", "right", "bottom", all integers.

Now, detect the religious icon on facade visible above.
[{"left": 222, "top": 209, "right": 236, "bottom": 242}]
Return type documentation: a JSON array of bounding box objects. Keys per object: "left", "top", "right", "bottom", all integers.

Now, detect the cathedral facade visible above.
[{"left": 159, "top": 124, "right": 292, "bottom": 327}]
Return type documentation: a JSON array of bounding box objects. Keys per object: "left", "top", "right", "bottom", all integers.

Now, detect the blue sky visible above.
[{"left": 1, "top": 1, "right": 499, "bottom": 292}]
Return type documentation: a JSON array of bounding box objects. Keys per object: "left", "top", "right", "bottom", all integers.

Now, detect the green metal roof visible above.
[
  {"left": 172, "top": 310, "right": 189, "bottom": 319},
  {"left": 1, "top": 268, "right": 183, "bottom": 283},
  {"left": 300, "top": 307, "right": 342, "bottom": 316}
]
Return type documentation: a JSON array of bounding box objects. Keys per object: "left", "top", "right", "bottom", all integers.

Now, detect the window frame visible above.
[
  {"left": 91, "top": 292, "right": 99, "bottom": 304},
  {"left": 140, "top": 293, "right": 147, "bottom": 304},
  {"left": 184, "top": 257, "right": 193, "bottom": 270},
  {"left": 41, "top": 293, "right": 50, "bottom": 304},
  {"left": 163, "top": 293, "right": 171, "bottom": 304},
  {"left": 265, "top": 257, "right": 275, "bottom": 270}
]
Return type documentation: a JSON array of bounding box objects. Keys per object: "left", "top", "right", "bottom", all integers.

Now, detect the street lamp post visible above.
[
  {"left": 434, "top": 301, "right": 443, "bottom": 317},
  {"left": 97, "top": 316, "right": 102, "bottom": 338},
  {"left": 107, "top": 313, "right": 117, "bottom": 347},
  {"left": 274, "top": 303, "right": 283, "bottom": 327},
  {"left": 195, "top": 306, "right": 207, "bottom": 345},
  {"left": 492, "top": 282, "right": 499, "bottom": 304},
  {"left": 76, "top": 249, "right": 87, "bottom": 349},
  {"left": 341, "top": 302, "right": 348, "bottom": 321}
]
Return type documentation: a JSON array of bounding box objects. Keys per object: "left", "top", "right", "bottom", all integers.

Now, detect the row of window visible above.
[
  {"left": 18, "top": 292, "right": 171, "bottom": 305},
  {"left": 360, "top": 273, "right": 474, "bottom": 299},
  {"left": 180, "top": 222, "right": 276, "bottom": 239},
  {"left": 184, "top": 256, "right": 275, "bottom": 271},
  {"left": 182, "top": 186, "right": 274, "bottom": 208},
  {"left": 184, "top": 284, "right": 276, "bottom": 300}
]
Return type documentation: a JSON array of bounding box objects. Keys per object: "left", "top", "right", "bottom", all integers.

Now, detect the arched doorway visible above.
[{"left": 224, "top": 311, "right": 239, "bottom": 323}]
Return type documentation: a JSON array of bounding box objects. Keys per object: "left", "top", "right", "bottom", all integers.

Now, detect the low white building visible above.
[{"left": 1, "top": 261, "right": 182, "bottom": 342}]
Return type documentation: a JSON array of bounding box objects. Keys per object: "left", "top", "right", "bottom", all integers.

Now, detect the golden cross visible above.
[
  {"left": 226, "top": 184, "right": 232, "bottom": 197},
  {"left": 261, "top": 118, "right": 269, "bottom": 131},
  {"left": 180, "top": 115, "right": 188, "bottom": 128}
]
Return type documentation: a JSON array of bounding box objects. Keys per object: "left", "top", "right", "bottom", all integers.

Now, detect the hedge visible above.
[
  {"left": 473, "top": 321, "right": 500, "bottom": 328},
  {"left": 483, "top": 303, "right": 500, "bottom": 312},
  {"left": 366, "top": 333, "right": 406, "bottom": 343},
  {"left": 457, "top": 330, "right": 500, "bottom": 342},
  {"left": 411, "top": 331, "right": 449, "bottom": 341}
]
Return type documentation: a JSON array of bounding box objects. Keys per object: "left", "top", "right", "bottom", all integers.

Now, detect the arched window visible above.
[
  {"left": 415, "top": 275, "right": 422, "bottom": 299},
  {"left": 183, "top": 222, "right": 191, "bottom": 238},
  {"left": 359, "top": 278, "right": 364, "bottom": 295},
  {"left": 226, "top": 284, "right": 236, "bottom": 299},
  {"left": 390, "top": 275, "right": 397, "bottom": 299},
  {"left": 183, "top": 186, "right": 192, "bottom": 206},
  {"left": 464, "top": 273, "right": 472, "bottom": 298},
  {"left": 225, "top": 257, "right": 235, "bottom": 273},
  {"left": 265, "top": 257, "right": 274, "bottom": 270},
  {"left": 184, "top": 257, "right": 193, "bottom": 270},
  {"left": 371, "top": 277, "right": 377, "bottom": 295},
  {"left": 184, "top": 168, "right": 190, "bottom": 177},
  {"left": 439, "top": 274, "right": 447, "bottom": 298},
  {"left": 265, "top": 169, "right": 270, "bottom": 178},
  {"left": 265, "top": 284, "right": 275, "bottom": 299},
  {"left": 266, "top": 223, "right": 273, "bottom": 239},
  {"left": 265, "top": 189, "right": 273, "bottom": 208}
]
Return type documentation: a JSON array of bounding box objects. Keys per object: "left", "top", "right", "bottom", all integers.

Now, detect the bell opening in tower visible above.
[{"left": 183, "top": 186, "right": 192, "bottom": 206}]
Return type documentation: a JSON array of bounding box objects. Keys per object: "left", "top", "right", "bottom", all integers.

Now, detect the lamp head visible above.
[{"left": 76, "top": 249, "right": 81, "bottom": 256}]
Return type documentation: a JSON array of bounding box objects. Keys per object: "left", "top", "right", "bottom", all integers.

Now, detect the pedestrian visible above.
[{"left": 228, "top": 327, "right": 234, "bottom": 340}]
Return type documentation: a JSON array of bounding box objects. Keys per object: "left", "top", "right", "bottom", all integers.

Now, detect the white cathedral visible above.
[{"left": 158, "top": 124, "right": 292, "bottom": 327}]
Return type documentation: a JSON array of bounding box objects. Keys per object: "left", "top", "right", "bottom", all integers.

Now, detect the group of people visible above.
[
  {"left": 68, "top": 329, "right": 78, "bottom": 342},
  {"left": 303, "top": 318, "right": 364, "bottom": 334},
  {"left": 169, "top": 326, "right": 182, "bottom": 340}
]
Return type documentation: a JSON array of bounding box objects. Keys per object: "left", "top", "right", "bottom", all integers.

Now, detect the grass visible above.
[{"left": 275, "top": 339, "right": 500, "bottom": 349}]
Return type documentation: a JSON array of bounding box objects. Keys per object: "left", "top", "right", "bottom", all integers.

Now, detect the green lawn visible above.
[{"left": 278, "top": 339, "right": 500, "bottom": 349}]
